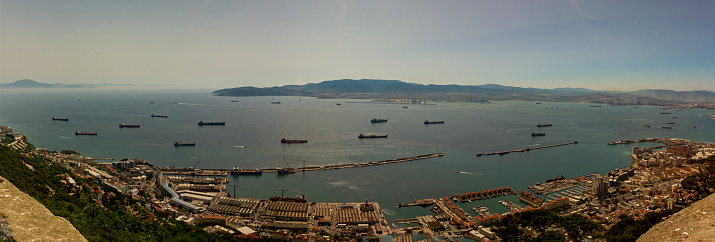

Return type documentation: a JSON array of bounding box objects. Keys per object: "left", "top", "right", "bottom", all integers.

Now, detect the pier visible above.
[
  {"left": 452, "top": 187, "right": 515, "bottom": 203},
  {"left": 476, "top": 141, "right": 578, "bottom": 157}
]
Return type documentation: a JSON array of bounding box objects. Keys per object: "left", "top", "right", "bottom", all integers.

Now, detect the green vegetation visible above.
[
  {"left": 494, "top": 209, "right": 602, "bottom": 241},
  {"left": 602, "top": 209, "right": 680, "bottom": 242},
  {"left": 681, "top": 155, "right": 715, "bottom": 200},
  {"left": 0, "top": 146, "right": 252, "bottom": 241}
]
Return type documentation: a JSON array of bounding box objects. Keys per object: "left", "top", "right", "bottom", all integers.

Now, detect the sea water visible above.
[{"left": 1, "top": 88, "right": 713, "bottom": 222}]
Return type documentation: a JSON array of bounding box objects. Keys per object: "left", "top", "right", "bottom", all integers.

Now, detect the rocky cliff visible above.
[
  {"left": 638, "top": 193, "right": 715, "bottom": 241},
  {"left": 0, "top": 176, "right": 87, "bottom": 241}
]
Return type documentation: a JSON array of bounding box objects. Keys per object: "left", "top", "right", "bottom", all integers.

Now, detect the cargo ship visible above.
[
  {"left": 662, "top": 127, "right": 672, "bottom": 129},
  {"left": 589, "top": 105, "right": 602, "bottom": 107},
  {"left": 119, "top": 123, "right": 140, "bottom": 128},
  {"left": 277, "top": 167, "right": 297, "bottom": 174},
  {"left": 531, "top": 132, "right": 546, "bottom": 136},
  {"left": 75, "top": 131, "right": 97, "bottom": 135},
  {"left": 546, "top": 174, "right": 565, "bottom": 183},
  {"left": 231, "top": 100, "right": 239, "bottom": 102},
  {"left": 151, "top": 113, "right": 168, "bottom": 118},
  {"left": 358, "top": 133, "right": 388, "bottom": 138},
  {"left": 52, "top": 116, "right": 69, "bottom": 121},
  {"left": 371, "top": 118, "right": 388, "bottom": 123},
  {"left": 198, "top": 121, "right": 226, "bottom": 126},
  {"left": 660, "top": 112, "right": 671, "bottom": 114},
  {"left": 269, "top": 195, "right": 306, "bottom": 203},
  {"left": 281, "top": 138, "right": 308, "bottom": 143},
  {"left": 424, "top": 120, "right": 445, "bottom": 124},
  {"left": 174, "top": 141, "right": 196, "bottom": 146},
  {"left": 231, "top": 167, "right": 262, "bottom": 175},
  {"left": 271, "top": 101, "right": 281, "bottom": 104},
  {"left": 536, "top": 123, "right": 552, "bottom": 127},
  {"left": 666, "top": 122, "right": 675, "bottom": 124}
]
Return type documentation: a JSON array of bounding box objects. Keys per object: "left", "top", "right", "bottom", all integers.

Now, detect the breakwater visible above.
[
  {"left": 475, "top": 141, "right": 579, "bottom": 157},
  {"left": 261, "top": 153, "right": 444, "bottom": 173},
  {"left": 160, "top": 153, "right": 444, "bottom": 176}
]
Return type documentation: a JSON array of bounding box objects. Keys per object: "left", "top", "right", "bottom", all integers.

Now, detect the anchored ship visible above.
[
  {"left": 371, "top": 118, "right": 388, "bottom": 123},
  {"left": 271, "top": 101, "right": 281, "bottom": 104},
  {"left": 424, "top": 120, "right": 445, "bottom": 124},
  {"left": 281, "top": 138, "right": 308, "bottom": 143},
  {"left": 358, "top": 133, "right": 388, "bottom": 138},
  {"left": 119, "top": 123, "right": 140, "bottom": 128},
  {"left": 151, "top": 113, "right": 168, "bottom": 118},
  {"left": 75, "top": 131, "right": 97, "bottom": 135},
  {"left": 174, "top": 141, "right": 196, "bottom": 146},
  {"left": 198, "top": 121, "right": 226, "bottom": 126},
  {"left": 52, "top": 116, "right": 69, "bottom": 121},
  {"left": 536, "top": 123, "right": 552, "bottom": 127},
  {"left": 531, "top": 132, "right": 546, "bottom": 136},
  {"left": 231, "top": 167, "right": 262, "bottom": 175}
]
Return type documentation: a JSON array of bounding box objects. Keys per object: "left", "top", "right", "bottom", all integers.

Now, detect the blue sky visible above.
[{"left": 2, "top": 0, "right": 714, "bottom": 91}]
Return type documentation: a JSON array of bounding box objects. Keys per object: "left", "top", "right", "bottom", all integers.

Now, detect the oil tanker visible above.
[
  {"left": 52, "top": 116, "right": 69, "bottom": 121},
  {"left": 281, "top": 138, "right": 307, "bottom": 143},
  {"left": 198, "top": 121, "right": 226, "bottom": 126},
  {"left": 119, "top": 123, "right": 140, "bottom": 128},
  {"left": 75, "top": 131, "right": 97, "bottom": 135},
  {"left": 174, "top": 141, "right": 196, "bottom": 146},
  {"left": 358, "top": 133, "right": 388, "bottom": 138},
  {"left": 424, "top": 120, "right": 445, "bottom": 124}
]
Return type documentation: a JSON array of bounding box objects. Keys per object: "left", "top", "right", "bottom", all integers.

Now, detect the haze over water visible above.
[{"left": 2, "top": 88, "right": 714, "bottom": 222}]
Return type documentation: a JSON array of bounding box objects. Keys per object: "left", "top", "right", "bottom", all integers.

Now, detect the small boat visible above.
[
  {"left": 371, "top": 118, "right": 388, "bottom": 123},
  {"left": 403, "top": 107, "right": 408, "bottom": 109},
  {"left": 672, "top": 116, "right": 678, "bottom": 118},
  {"left": 336, "top": 103, "right": 341, "bottom": 105},
  {"left": 151, "top": 113, "right": 168, "bottom": 118},
  {"left": 531, "top": 132, "right": 546, "bottom": 136},
  {"left": 281, "top": 138, "right": 308, "bottom": 143},
  {"left": 174, "top": 141, "right": 196, "bottom": 146},
  {"left": 666, "top": 122, "right": 675, "bottom": 124},
  {"left": 150, "top": 101, "right": 155, "bottom": 104},
  {"left": 536, "top": 123, "right": 552, "bottom": 127},
  {"left": 589, "top": 105, "right": 602, "bottom": 107},
  {"left": 231, "top": 100, "right": 240, "bottom": 102},
  {"left": 424, "top": 120, "right": 445, "bottom": 124},
  {"left": 694, "top": 126, "right": 697, "bottom": 128},
  {"left": 75, "top": 131, "right": 97, "bottom": 135},
  {"left": 231, "top": 167, "right": 262, "bottom": 175},
  {"left": 271, "top": 101, "right": 281, "bottom": 104},
  {"left": 358, "top": 133, "right": 388, "bottom": 138},
  {"left": 52, "top": 116, "right": 69, "bottom": 121},
  {"left": 535, "top": 103, "right": 541, "bottom": 104},
  {"left": 660, "top": 112, "right": 671, "bottom": 114},
  {"left": 119, "top": 123, "right": 140, "bottom": 128},
  {"left": 645, "top": 125, "right": 651, "bottom": 128},
  {"left": 198, "top": 121, "right": 226, "bottom": 126}
]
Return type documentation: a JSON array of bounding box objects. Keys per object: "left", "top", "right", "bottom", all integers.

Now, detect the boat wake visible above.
[
  {"left": 457, "top": 171, "right": 482, "bottom": 176},
  {"left": 233, "top": 145, "right": 246, "bottom": 148},
  {"left": 59, "top": 136, "right": 73, "bottom": 140}
]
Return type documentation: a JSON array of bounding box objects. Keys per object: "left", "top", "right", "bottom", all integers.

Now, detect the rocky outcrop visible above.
[
  {"left": 0, "top": 175, "right": 87, "bottom": 241},
  {"left": 638, "top": 193, "right": 715, "bottom": 241}
]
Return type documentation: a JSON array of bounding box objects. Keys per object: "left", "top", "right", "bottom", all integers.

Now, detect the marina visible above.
[{"left": 475, "top": 141, "right": 579, "bottom": 157}]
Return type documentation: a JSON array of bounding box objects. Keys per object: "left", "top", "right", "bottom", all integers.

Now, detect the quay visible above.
[{"left": 476, "top": 141, "right": 578, "bottom": 157}]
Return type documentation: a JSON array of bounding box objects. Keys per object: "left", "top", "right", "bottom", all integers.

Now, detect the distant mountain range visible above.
[
  {"left": 214, "top": 79, "right": 715, "bottom": 104},
  {"left": 0, "top": 79, "right": 134, "bottom": 88}
]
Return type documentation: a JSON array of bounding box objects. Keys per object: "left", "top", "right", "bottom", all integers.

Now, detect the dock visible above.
[
  {"left": 452, "top": 187, "right": 515, "bottom": 203},
  {"left": 476, "top": 141, "right": 578, "bottom": 157}
]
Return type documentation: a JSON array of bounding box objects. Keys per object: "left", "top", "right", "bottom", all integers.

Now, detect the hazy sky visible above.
[{"left": 2, "top": 1, "right": 714, "bottom": 91}]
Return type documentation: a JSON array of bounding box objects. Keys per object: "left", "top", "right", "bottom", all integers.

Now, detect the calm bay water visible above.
[{"left": 2, "top": 88, "right": 714, "bottom": 222}]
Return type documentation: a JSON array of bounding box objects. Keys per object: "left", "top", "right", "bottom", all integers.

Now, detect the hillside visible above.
[
  {"left": 638, "top": 192, "right": 715, "bottom": 241},
  {"left": 0, "top": 175, "right": 87, "bottom": 241},
  {"left": 213, "top": 79, "right": 715, "bottom": 104}
]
